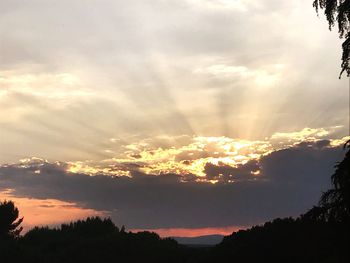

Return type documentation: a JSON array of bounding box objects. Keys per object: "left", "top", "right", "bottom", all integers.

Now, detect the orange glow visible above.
[
  {"left": 130, "top": 226, "right": 246, "bottom": 238},
  {"left": 251, "top": 170, "right": 261, "bottom": 176},
  {"left": 0, "top": 189, "right": 107, "bottom": 232}
]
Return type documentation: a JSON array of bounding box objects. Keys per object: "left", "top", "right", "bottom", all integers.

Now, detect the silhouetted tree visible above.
[
  {"left": 313, "top": 0, "right": 350, "bottom": 77},
  {"left": 20, "top": 217, "right": 184, "bottom": 263},
  {"left": 0, "top": 200, "right": 23, "bottom": 240},
  {"left": 319, "top": 141, "right": 350, "bottom": 222}
]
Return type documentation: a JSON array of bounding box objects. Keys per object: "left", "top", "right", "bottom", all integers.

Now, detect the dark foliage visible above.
[
  {"left": 1, "top": 214, "right": 348, "bottom": 263},
  {"left": 0, "top": 200, "right": 23, "bottom": 240},
  {"left": 313, "top": 0, "right": 350, "bottom": 77},
  {"left": 320, "top": 141, "right": 350, "bottom": 222},
  {"left": 15, "top": 217, "right": 186, "bottom": 263},
  {"left": 207, "top": 216, "right": 349, "bottom": 263}
]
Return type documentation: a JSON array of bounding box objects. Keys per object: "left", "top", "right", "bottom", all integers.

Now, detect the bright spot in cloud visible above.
[
  {"left": 194, "top": 63, "right": 283, "bottom": 87},
  {"left": 271, "top": 127, "right": 331, "bottom": 142},
  {"left": 64, "top": 127, "right": 347, "bottom": 183}
]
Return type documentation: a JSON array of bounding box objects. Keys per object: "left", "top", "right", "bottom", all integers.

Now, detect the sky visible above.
[{"left": 0, "top": 0, "right": 349, "bottom": 237}]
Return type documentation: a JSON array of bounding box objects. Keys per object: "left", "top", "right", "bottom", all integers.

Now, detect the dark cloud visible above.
[
  {"left": 260, "top": 140, "right": 340, "bottom": 186},
  {"left": 203, "top": 160, "right": 259, "bottom": 181},
  {"left": 0, "top": 142, "right": 345, "bottom": 229}
]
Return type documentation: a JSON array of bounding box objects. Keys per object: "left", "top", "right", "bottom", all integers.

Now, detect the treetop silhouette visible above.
[
  {"left": 313, "top": 0, "right": 350, "bottom": 77},
  {"left": 319, "top": 140, "right": 350, "bottom": 222},
  {"left": 0, "top": 200, "right": 23, "bottom": 240}
]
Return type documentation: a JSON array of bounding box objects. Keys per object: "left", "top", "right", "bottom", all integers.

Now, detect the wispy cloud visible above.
[
  {"left": 194, "top": 63, "right": 284, "bottom": 88},
  {"left": 0, "top": 70, "right": 94, "bottom": 100},
  {"left": 0, "top": 0, "right": 348, "bottom": 165}
]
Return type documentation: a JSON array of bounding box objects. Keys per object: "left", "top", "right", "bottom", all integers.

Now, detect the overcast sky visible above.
[{"left": 0, "top": 0, "right": 349, "bottom": 236}]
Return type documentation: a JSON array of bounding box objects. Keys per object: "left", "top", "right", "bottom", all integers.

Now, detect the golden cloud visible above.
[{"left": 65, "top": 127, "right": 348, "bottom": 183}]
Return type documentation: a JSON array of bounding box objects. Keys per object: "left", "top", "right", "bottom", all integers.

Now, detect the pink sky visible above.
[
  {"left": 1, "top": 189, "right": 245, "bottom": 237},
  {"left": 0, "top": 189, "right": 107, "bottom": 232},
  {"left": 0, "top": 190, "right": 246, "bottom": 237},
  {"left": 130, "top": 226, "right": 246, "bottom": 238}
]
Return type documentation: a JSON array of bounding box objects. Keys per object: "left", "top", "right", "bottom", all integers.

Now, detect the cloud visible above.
[
  {"left": 204, "top": 159, "right": 259, "bottom": 182},
  {"left": 271, "top": 127, "right": 331, "bottom": 142},
  {"left": 0, "top": 140, "right": 346, "bottom": 229},
  {"left": 187, "top": 0, "right": 252, "bottom": 11},
  {"left": 0, "top": 71, "right": 92, "bottom": 101},
  {"left": 61, "top": 129, "right": 348, "bottom": 181},
  {"left": 194, "top": 63, "right": 283, "bottom": 88},
  {"left": 0, "top": 0, "right": 349, "bottom": 165}
]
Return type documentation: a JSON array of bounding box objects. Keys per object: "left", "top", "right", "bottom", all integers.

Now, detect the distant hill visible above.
[{"left": 173, "top": 234, "right": 224, "bottom": 246}]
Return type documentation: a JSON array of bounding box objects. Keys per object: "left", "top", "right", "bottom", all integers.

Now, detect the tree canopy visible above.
[
  {"left": 313, "top": 0, "right": 350, "bottom": 77},
  {"left": 320, "top": 141, "right": 350, "bottom": 222},
  {"left": 0, "top": 200, "right": 23, "bottom": 240}
]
